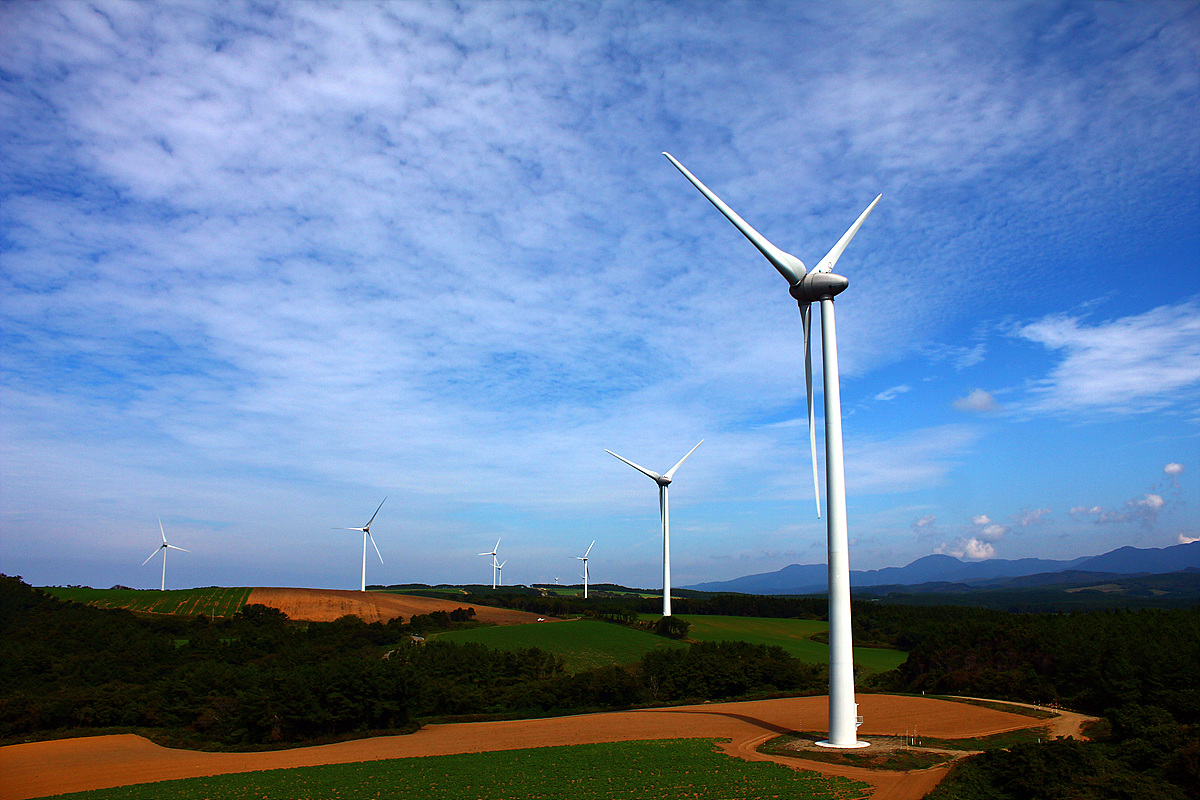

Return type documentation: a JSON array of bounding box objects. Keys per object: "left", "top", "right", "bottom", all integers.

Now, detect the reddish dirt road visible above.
[
  {"left": 0, "top": 695, "right": 1054, "bottom": 800},
  {"left": 245, "top": 587, "right": 549, "bottom": 625}
]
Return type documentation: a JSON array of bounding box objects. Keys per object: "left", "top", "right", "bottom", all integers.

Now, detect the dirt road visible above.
[{"left": 0, "top": 694, "right": 1052, "bottom": 800}]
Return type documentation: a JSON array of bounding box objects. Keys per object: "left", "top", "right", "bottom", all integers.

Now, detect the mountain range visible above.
[{"left": 684, "top": 541, "right": 1200, "bottom": 595}]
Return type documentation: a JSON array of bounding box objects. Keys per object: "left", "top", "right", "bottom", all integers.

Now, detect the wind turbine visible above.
[
  {"left": 334, "top": 497, "right": 386, "bottom": 592},
  {"left": 575, "top": 540, "right": 594, "bottom": 599},
  {"left": 478, "top": 538, "right": 500, "bottom": 589},
  {"left": 605, "top": 440, "right": 702, "bottom": 616},
  {"left": 665, "top": 152, "right": 879, "bottom": 748},
  {"left": 496, "top": 559, "right": 506, "bottom": 586},
  {"left": 141, "top": 518, "right": 189, "bottom": 592}
]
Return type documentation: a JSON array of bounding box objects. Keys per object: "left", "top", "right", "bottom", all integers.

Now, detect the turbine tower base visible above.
[{"left": 815, "top": 739, "right": 871, "bottom": 749}]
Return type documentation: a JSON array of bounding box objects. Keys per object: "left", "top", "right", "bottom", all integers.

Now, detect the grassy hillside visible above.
[
  {"left": 681, "top": 615, "right": 908, "bottom": 674},
  {"left": 435, "top": 618, "right": 686, "bottom": 672},
  {"left": 42, "top": 586, "right": 251, "bottom": 616}
]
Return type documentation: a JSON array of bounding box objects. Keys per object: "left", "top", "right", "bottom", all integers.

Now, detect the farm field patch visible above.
[
  {"left": 436, "top": 617, "right": 685, "bottom": 672},
  {"left": 246, "top": 587, "right": 547, "bottom": 625},
  {"left": 43, "top": 587, "right": 251, "bottom": 617},
  {"left": 679, "top": 615, "right": 908, "bottom": 673},
  {"left": 40, "top": 738, "right": 866, "bottom": 800}
]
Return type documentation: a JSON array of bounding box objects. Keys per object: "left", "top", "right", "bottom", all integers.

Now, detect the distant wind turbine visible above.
[
  {"left": 606, "top": 440, "right": 702, "bottom": 616},
  {"left": 478, "top": 538, "right": 501, "bottom": 589},
  {"left": 665, "top": 152, "right": 879, "bottom": 748},
  {"left": 497, "top": 559, "right": 506, "bottom": 586},
  {"left": 141, "top": 518, "right": 189, "bottom": 592},
  {"left": 334, "top": 497, "right": 386, "bottom": 592},
  {"left": 575, "top": 540, "right": 595, "bottom": 599}
]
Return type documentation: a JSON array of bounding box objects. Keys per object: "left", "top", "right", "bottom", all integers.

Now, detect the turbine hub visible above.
[
  {"left": 656, "top": 476, "right": 672, "bottom": 487},
  {"left": 790, "top": 272, "right": 849, "bottom": 303}
]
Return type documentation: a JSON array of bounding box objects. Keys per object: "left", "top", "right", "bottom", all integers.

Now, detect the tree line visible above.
[{"left": 0, "top": 576, "right": 823, "bottom": 748}]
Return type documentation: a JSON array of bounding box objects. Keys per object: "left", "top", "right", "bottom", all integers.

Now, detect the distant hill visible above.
[{"left": 684, "top": 541, "right": 1200, "bottom": 595}]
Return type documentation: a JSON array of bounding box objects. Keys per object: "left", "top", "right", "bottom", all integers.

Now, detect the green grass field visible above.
[
  {"left": 436, "top": 618, "right": 687, "bottom": 672},
  {"left": 43, "top": 586, "right": 251, "bottom": 617},
  {"left": 438, "top": 614, "right": 905, "bottom": 675},
  {"left": 48, "top": 738, "right": 868, "bottom": 800},
  {"left": 679, "top": 615, "right": 908, "bottom": 674}
]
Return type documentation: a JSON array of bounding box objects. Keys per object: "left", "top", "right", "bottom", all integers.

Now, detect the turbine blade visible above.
[
  {"left": 368, "top": 532, "right": 383, "bottom": 564},
  {"left": 801, "top": 304, "right": 821, "bottom": 519},
  {"left": 605, "top": 449, "right": 661, "bottom": 481},
  {"left": 159, "top": 518, "right": 167, "bottom": 544},
  {"left": 584, "top": 540, "right": 595, "bottom": 557},
  {"left": 498, "top": 560, "right": 506, "bottom": 569},
  {"left": 366, "top": 497, "right": 387, "bottom": 527},
  {"left": 167, "top": 545, "right": 190, "bottom": 552},
  {"left": 663, "top": 440, "right": 703, "bottom": 480},
  {"left": 141, "top": 549, "right": 160, "bottom": 566},
  {"left": 663, "top": 152, "right": 807, "bottom": 285},
  {"left": 478, "top": 551, "right": 493, "bottom": 556},
  {"left": 812, "top": 194, "right": 882, "bottom": 274}
]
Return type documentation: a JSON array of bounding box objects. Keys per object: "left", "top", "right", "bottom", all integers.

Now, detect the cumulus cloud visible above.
[
  {"left": 1165, "top": 463, "right": 1185, "bottom": 476},
  {"left": 1013, "top": 507, "right": 1051, "bottom": 526},
  {"left": 970, "top": 514, "right": 1008, "bottom": 542},
  {"left": 953, "top": 389, "right": 1000, "bottom": 413},
  {"left": 937, "top": 537, "right": 996, "bottom": 561},
  {"left": 912, "top": 514, "right": 938, "bottom": 537},
  {"left": 1179, "top": 534, "right": 1200, "bottom": 545},
  {"left": 1073, "top": 494, "right": 1164, "bottom": 526}
]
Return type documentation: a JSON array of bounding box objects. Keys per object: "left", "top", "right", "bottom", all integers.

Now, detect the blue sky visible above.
[{"left": 1, "top": 1, "right": 1197, "bottom": 592}]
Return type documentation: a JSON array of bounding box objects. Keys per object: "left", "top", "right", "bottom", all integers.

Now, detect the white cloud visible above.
[
  {"left": 0, "top": 1, "right": 1197, "bottom": 587},
  {"left": 969, "top": 513, "right": 1007, "bottom": 542},
  {"left": 920, "top": 342, "right": 987, "bottom": 370},
  {"left": 937, "top": 537, "right": 996, "bottom": 561},
  {"left": 1179, "top": 534, "right": 1200, "bottom": 545},
  {"left": 1015, "top": 299, "right": 1200, "bottom": 416},
  {"left": 1073, "top": 494, "right": 1165, "bottom": 527},
  {"left": 874, "top": 385, "right": 911, "bottom": 402},
  {"left": 1013, "top": 508, "right": 1051, "bottom": 526},
  {"left": 1165, "top": 463, "right": 1185, "bottom": 476},
  {"left": 954, "top": 389, "right": 1000, "bottom": 413}
]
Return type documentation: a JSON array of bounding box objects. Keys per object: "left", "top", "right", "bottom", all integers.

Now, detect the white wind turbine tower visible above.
[
  {"left": 606, "top": 441, "right": 702, "bottom": 617},
  {"left": 334, "top": 497, "right": 386, "bottom": 592},
  {"left": 665, "top": 152, "right": 880, "bottom": 749},
  {"left": 478, "top": 538, "right": 501, "bottom": 589},
  {"left": 141, "top": 519, "right": 190, "bottom": 592},
  {"left": 496, "top": 559, "right": 507, "bottom": 586},
  {"left": 575, "top": 540, "right": 594, "bottom": 599}
]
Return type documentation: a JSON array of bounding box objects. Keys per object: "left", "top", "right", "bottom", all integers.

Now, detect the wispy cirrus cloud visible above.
[
  {"left": 1, "top": 2, "right": 1197, "bottom": 587},
  {"left": 1014, "top": 298, "right": 1200, "bottom": 416}
]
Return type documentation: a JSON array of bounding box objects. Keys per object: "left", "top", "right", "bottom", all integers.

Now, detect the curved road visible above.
[{"left": 0, "top": 694, "right": 1064, "bottom": 800}]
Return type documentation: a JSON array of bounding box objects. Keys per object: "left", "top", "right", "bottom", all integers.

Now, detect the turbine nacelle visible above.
[{"left": 790, "top": 272, "right": 849, "bottom": 304}]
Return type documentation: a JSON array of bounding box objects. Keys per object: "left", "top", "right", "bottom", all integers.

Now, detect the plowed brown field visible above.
[
  {"left": 0, "top": 694, "right": 1063, "bottom": 800},
  {"left": 246, "top": 587, "right": 550, "bottom": 625}
]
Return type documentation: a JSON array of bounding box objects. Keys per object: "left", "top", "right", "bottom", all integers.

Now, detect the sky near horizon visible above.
[{"left": 2, "top": 1, "right": 1197, "bottom": 592}]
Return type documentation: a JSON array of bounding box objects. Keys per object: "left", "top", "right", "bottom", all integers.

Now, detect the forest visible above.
[{"left": 2, "top": 575, "right": 1197, "bottom": 797}]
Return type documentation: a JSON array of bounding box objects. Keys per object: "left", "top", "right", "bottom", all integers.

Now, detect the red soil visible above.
[
  {"left": 245, "top": 587, "right": 550, "bottom": 625},
  {"left": 0, "top": 694, "right": 1067, "bottom": 800}
]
